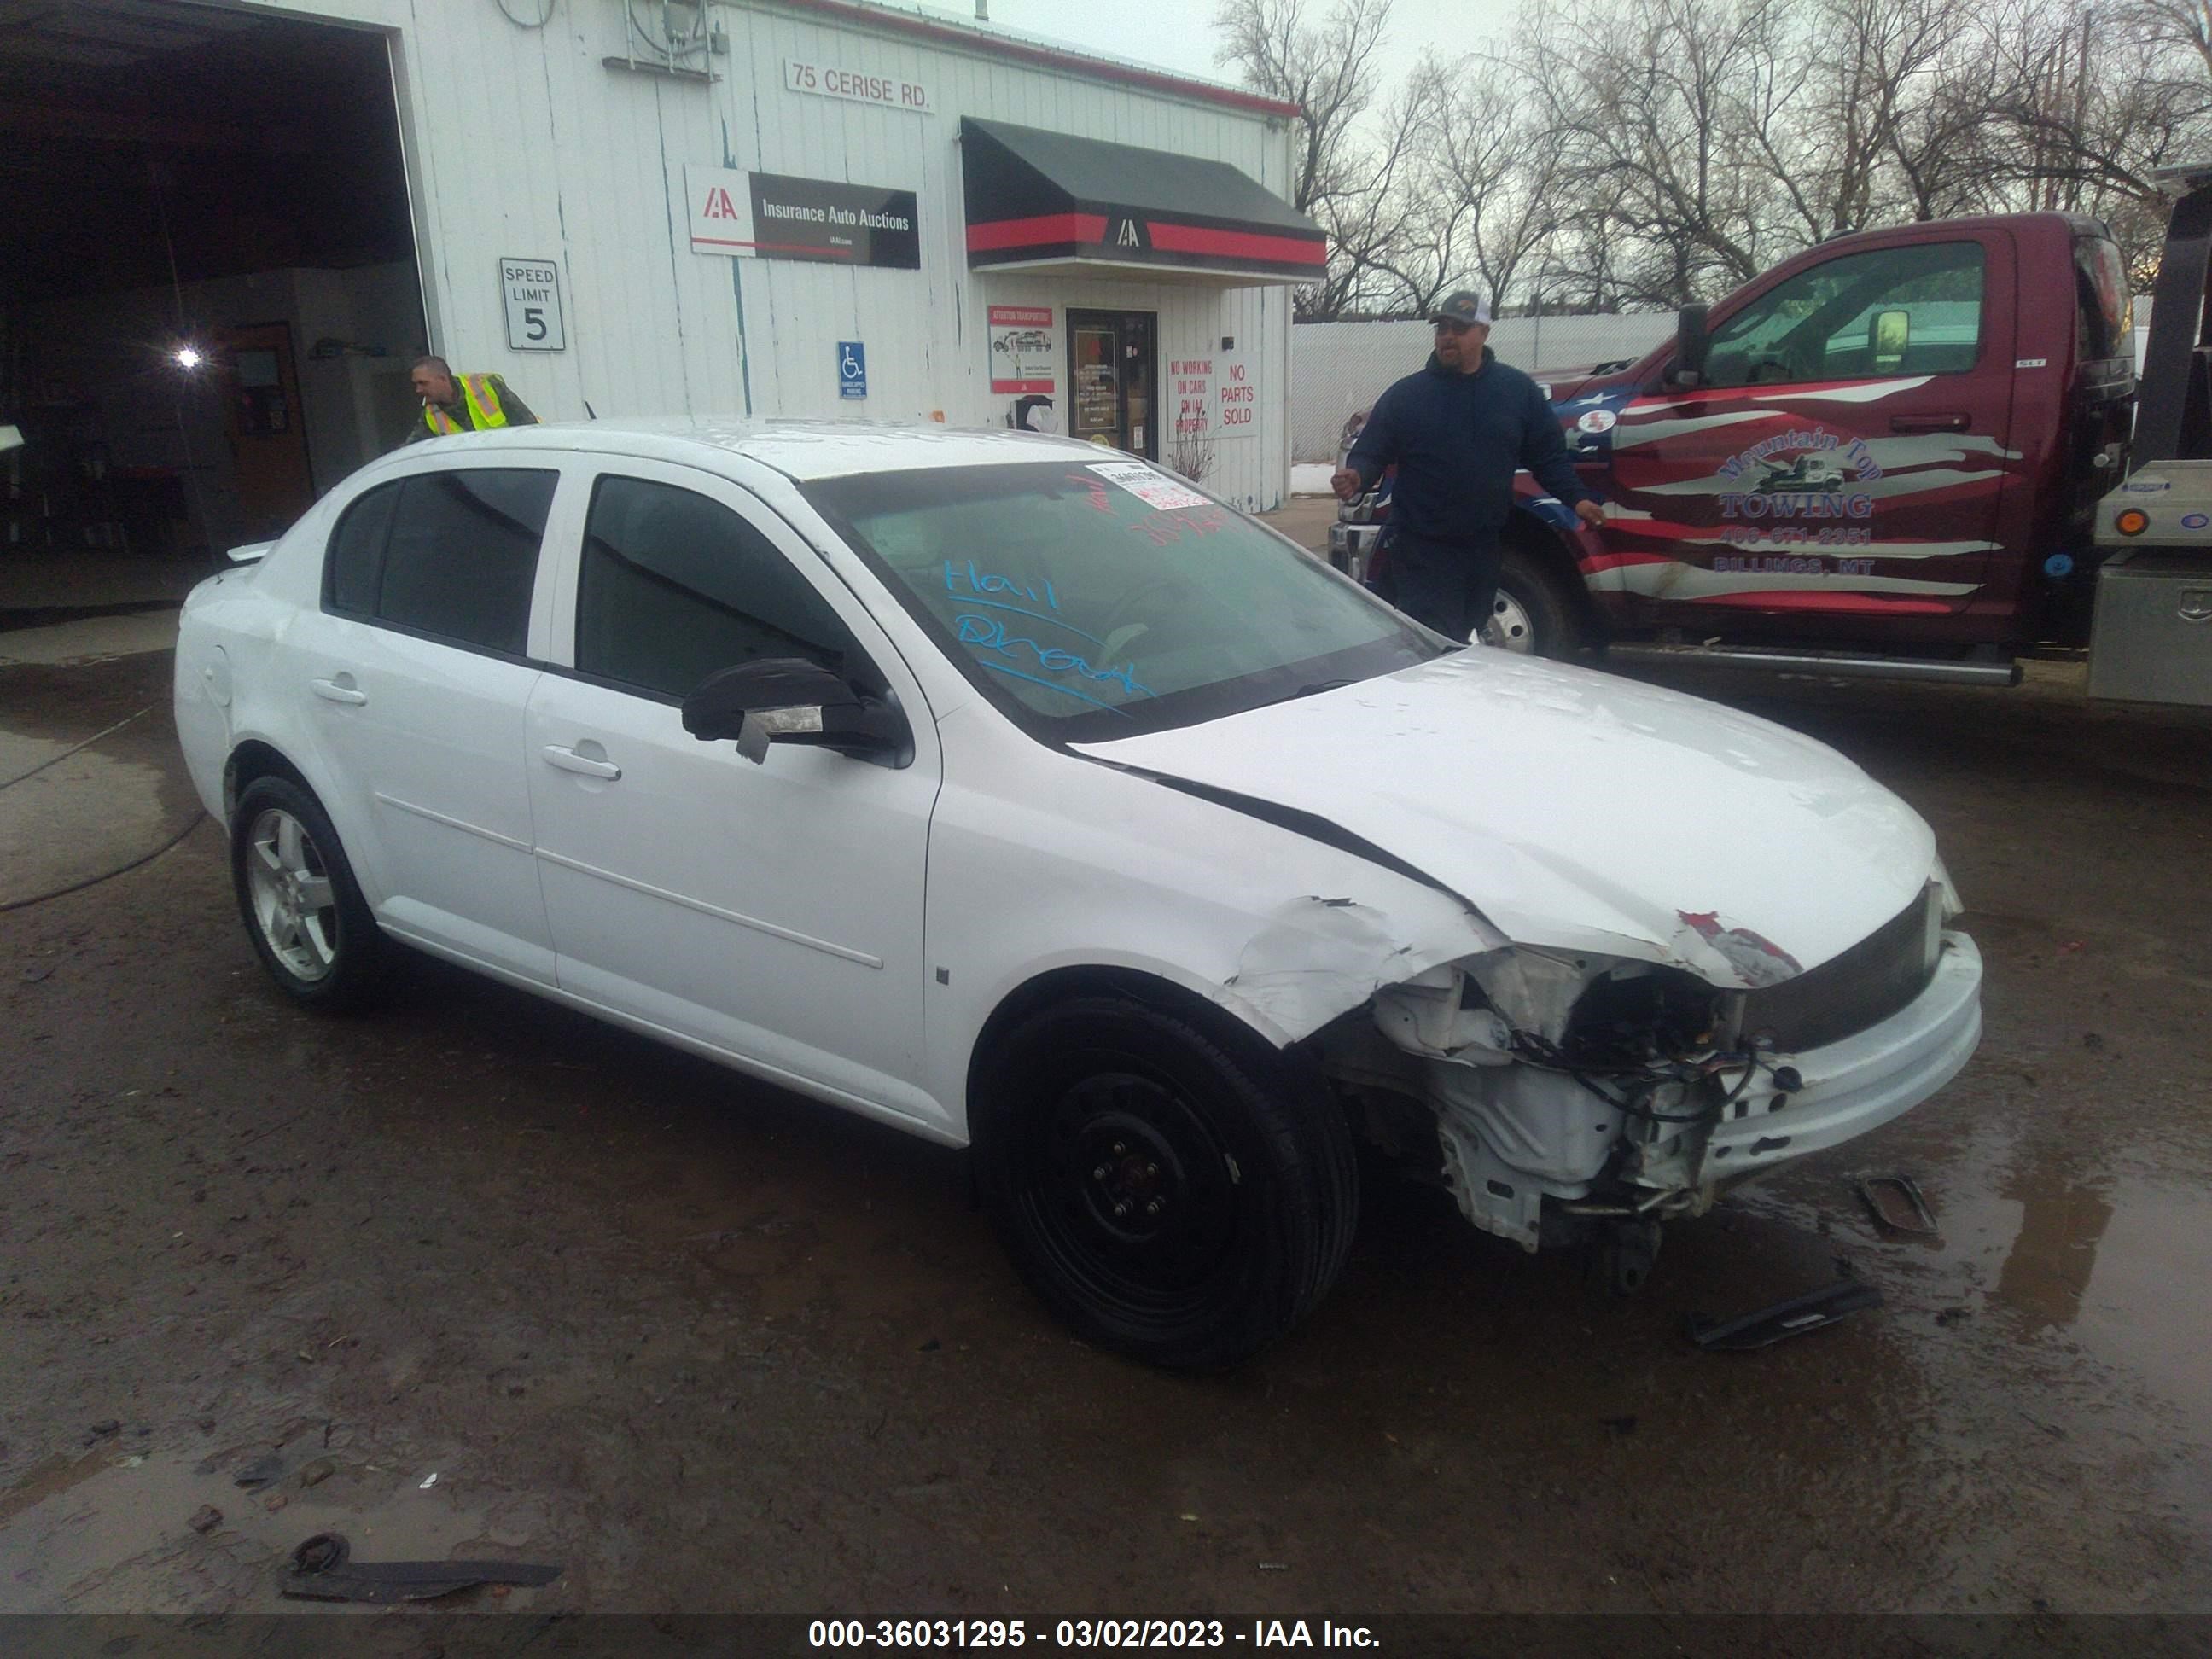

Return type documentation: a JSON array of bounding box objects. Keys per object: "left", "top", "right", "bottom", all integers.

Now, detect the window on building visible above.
[
  {"left": 575, "top": 474, "right": 859, "bottom": 700},
  {"left": 325, "top": 469, "right": 556, "bottom": 656}
]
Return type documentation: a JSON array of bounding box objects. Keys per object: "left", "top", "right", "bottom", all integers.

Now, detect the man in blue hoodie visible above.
[{"left": 1331, "top": 292, "right": 1604, "bottom": 640}]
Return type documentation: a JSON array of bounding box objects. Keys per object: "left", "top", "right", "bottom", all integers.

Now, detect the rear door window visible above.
[
  {"left": 327, "top": 482, "right": 399, "bottom": 617},
  {"left": 325, "top": 469, "right": 557, "bottom": 657}
]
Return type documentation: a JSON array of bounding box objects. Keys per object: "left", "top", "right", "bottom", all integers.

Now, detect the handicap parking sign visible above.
[{"left": 838, "top": 341, "right": 867, "bottom": 399}]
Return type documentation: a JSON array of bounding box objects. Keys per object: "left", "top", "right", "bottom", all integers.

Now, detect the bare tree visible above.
[
  {"left": 1886, "top": 15, "right": 2011, "bottom": 220},
  {"left": 1414, "top": 54, "right": 1567, "bottom": 316},
  {"left": 1516, "top": 0, "right": 1790, "bottom": 306},
  {"left": 1966, "top": 0, "right": 2209, "bottom": 247},
  {"left": 1214, "top": 0, "right": 1420, "bottom": 317},
  {"left": 1772, "top": 0, "right": 1966, "bottom": 236},
  {"left": 1316, "top": 76, "right": 1451, "bottom": 316},
  {"left": 1217, "top": 0, "right": 2212, "bottom": 320}
]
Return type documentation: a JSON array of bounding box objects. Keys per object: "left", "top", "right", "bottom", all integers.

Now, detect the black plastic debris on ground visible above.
[
  {"left": 1855, "top": 1173, "right": 1941, "bottom": 1237},
  {"left": 232, "top": 1452, "right": 287, "bottom": 1491},
  {"left": 279, "top": 1532, "right": 562, "bottom": 1604},
  {"left": 1686, "top": 1278, "right": 1884, "bottom": 1351}
]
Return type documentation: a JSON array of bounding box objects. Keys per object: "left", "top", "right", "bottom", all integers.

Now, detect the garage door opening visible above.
[{"left": 0, "top": 0, "right": 428, "bottom": 591}]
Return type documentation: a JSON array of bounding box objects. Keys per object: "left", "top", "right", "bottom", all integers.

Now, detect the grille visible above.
[{"left": 1739, "top": 887, "right": 1940, "bottom": 1053}]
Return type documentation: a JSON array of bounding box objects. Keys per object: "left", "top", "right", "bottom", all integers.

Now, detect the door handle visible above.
[
  {"left": 540, "top": 744, "right": 621, "bottom": 781},
  {"left": 1890, "top": 413, "right": 1970, "bottom": 433},
  {"left": 309, "top": 678, "right": 367, "bottom": 706}
]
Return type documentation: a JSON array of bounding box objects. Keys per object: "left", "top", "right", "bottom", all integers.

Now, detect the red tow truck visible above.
[{"left": 1332, "top": 210, "right": 2140, "bottom": 686}]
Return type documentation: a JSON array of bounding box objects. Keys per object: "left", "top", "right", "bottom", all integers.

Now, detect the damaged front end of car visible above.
[{"left": 1313, "top": 881, "right": 1979, "bottom": 1282}]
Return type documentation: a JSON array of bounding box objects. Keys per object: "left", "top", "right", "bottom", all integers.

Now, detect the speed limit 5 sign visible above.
[{"left": 500, "top": 257, "right": 566, "bottom": 352}]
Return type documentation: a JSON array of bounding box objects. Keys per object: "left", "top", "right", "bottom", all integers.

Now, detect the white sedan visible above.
[{"left": 173, "top": 422, "right": 1982, "bottom": 1368}]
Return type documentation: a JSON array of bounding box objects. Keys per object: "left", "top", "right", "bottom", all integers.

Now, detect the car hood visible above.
[{"left": 1073, "top": 649, "right": 1935, "bottom": 985}]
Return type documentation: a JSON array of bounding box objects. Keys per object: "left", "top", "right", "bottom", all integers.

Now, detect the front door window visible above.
[{"left": 1068, "top": 310, "right": 1156, "bottom": 459}]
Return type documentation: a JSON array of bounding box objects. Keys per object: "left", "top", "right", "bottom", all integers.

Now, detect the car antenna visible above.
[{"left": 583, "top": 399, "right": 597, "bottom": 420}]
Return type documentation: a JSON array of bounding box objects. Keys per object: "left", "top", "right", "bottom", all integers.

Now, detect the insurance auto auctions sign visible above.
[{"left": 687, "top": 166, "right": 920, "bottom": 269}]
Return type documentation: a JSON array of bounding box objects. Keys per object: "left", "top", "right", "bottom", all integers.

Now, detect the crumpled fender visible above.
[{"left": 1222, "top": 890, "right": 1508, "bottom": 1043}]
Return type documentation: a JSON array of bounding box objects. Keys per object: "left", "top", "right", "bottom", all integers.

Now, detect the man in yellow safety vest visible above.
[{"left": 405, "top": 355, "right": 539, "bottom": 443}]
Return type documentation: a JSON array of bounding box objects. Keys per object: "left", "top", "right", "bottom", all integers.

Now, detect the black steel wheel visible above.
[
  {"left": 230, "top": 775, "right": 390, "bottom": 1011},
  {"left": 974, "top": 995, "right": 1357, "bottom": 1370}
]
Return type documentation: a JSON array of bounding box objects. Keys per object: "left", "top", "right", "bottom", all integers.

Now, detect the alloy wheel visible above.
[{"left": 244, "top": 807, "right": 340, "bottom": 982}]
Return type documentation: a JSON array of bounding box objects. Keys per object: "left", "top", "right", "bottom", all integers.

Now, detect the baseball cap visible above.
[{"left": 1432, "top": 291, "right": 1492, "bottom": 327}]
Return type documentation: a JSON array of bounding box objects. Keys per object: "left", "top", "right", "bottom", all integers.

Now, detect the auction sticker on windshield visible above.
[{"left": 1089, "top": 462, "right": 1208, "bottom": 512}]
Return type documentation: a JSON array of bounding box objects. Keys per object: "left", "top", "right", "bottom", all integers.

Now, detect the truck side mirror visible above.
[
  {"left": 1671, "top": 303, "right": 1712, "bottom": 388},
  {"left": 1872, "top": 308, "right": 1911, "bottom": 367}
]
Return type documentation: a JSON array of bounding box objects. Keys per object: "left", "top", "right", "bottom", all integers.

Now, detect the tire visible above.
[
  {"left": 973, "top": 996, "right": 1359, "bottom": 1371},
  {"left": 230, "top": 775, "right": 391, "bottom": 1011},
  {"left": 1482, "top": 544, "right": 1583, "bottom": 658}
]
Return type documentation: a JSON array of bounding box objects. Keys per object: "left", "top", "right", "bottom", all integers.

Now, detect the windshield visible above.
[{"left": 804, "top": 459, "right": 1446, "bottom": 742}]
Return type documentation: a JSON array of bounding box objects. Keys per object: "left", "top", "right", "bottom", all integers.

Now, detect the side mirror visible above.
[
  {"left": 681, "top": 657, "right": 908, "bottom": 765},
  {"left": 1670, "top": 302, "right": 1712, "bottom": 387},
  {"left": 1872, "top": 308, "right": 1911, "bottom": 366}
]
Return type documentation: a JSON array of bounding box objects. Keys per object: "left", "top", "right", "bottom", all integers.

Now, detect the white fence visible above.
[{"left": 1290, "top": 314, "right": 1675, "bottom": 462}]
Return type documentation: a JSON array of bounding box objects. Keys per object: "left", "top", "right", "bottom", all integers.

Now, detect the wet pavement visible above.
[{"left": 2, "top": 608, "right": 2209, "bottom": 1637}]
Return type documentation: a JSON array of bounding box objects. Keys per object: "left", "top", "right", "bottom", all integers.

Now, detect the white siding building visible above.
[
  {"left": 3, "top": 2, "right": 1317, "bottom": 562},
  {"left": 314, "top": 0, "right": 1308, "bottom": 509}
]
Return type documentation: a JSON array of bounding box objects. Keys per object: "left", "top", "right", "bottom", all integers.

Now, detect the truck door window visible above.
[{"left": 1703, "top": 242, "right": 1985, "bottom": 388}]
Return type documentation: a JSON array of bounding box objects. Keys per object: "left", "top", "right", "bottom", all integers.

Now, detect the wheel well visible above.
[
  {"left": 967, "top": 966, "right": 1295, "bottom": 1116},
  {"left": 1502, "top": 508, "right": 1604, "bottom": 635},
  {"left": 223, "top": 741, "right": 315, "bottom": 822}
]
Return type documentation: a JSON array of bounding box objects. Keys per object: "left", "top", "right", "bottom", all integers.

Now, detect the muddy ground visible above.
[{"left": 2, "top": 613, "right": 2208, "bottom": 1645}]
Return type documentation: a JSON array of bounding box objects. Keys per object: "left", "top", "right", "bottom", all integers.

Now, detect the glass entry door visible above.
[{"left": 1067, "top": 310, "right": 1156, "bottom": 460}]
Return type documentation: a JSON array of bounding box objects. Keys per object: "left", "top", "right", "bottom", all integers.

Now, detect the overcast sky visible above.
[{"left": 905, "top": 0, "right": 1521, "bottom": 94}]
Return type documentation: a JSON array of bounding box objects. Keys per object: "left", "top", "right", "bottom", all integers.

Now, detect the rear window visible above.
[
  {"left": 2075, "top": 235, "right": 2131, "bottom": 362},
  {"left": 325, "top": 469, "right": 556, "bottom": 657}
]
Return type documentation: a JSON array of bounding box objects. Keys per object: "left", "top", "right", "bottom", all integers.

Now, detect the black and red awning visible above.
[{"left": 959, "top": 117, "right": 1325, "bottom": 285}]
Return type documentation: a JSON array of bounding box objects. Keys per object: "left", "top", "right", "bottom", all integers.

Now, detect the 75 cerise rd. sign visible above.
[{"left": 784, "top": 59, "right": 934, "bottom": 114}]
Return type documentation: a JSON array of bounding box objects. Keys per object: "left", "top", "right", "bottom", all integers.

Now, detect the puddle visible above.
[
  {"left": 1751, "top": 1109, "right": 2212, "bottom": 1447},
  {"left": 0, "top": 1443, "right": 549, "bottom": 1614},
  {"left": 1936, "top": 1148, "right": 2209, "bottom": 1435},
  {"left": 2045, "top": 1180, "right": 2210, "bottom": 1431}
]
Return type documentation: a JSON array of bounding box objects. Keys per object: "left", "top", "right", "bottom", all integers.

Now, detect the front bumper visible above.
[
  {"left": 1706, "top": 930, "right": 1982, "bottom": 1180},
  {"left": 1328, "top": 521, "right": 1381, "bottom": 582},
  {"left": 1374, "top": 929, "right": 1984, "bottom": 1250}
]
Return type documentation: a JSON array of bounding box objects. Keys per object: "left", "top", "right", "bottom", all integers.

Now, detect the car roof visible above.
[{"left": 399, "top": 418, "right": 1109, "bottom": 481}]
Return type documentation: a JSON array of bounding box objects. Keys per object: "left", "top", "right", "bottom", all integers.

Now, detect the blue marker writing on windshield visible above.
[
  {"left": 955, "top": 613, "right": 1153, "bottom": 699},
  {"left": 946, "top": 560, "right": 1059, "bottom": 613}
]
